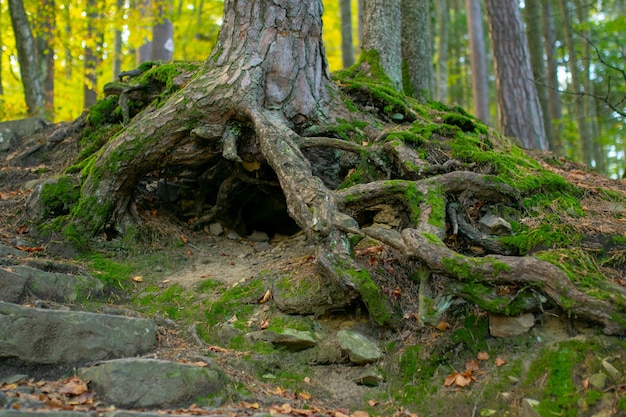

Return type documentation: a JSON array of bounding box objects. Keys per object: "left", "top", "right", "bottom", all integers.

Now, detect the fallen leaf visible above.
[
  {"left": 208, "top": 345, "right": 231, "bottom": 352},
  {"left": 131, "top": 276, "right": 143, "bottom": 282},
  {"left": 259, "top": 289, "right": 271, "bottom": 304},
  {"left": 392, "top": 287, "right": 402, "bottom": 299},
  {"left": 59, "top": 376, "right": 88, "bottom": 396},
  {"left": 16, "top": 225, "right": 28, "bottom": 234},
  {"left": 227, "top": 314, "right": 238, "bottom": 323},
  {"left": 180, "top": 235, "right": 188, "bottom": 244},
  {"left": 581, "top": 377, "right": 589, "bottom": 390},
  {"left": 241, "top": 401, "right": 259, "bottom": 409},
  {"left": 435, "top": 321, "right": 450, "bottom": 331},
  {"left": 186, "top": 250, "right": 194, "bottom": 256},
  {"left": 444, "top": 372, "right": 458, "bottom": 387},
  {"left": 367, "top": 400, "right": 380, "bottom": 407},
  {"left": 477, "top": 351, "right": 490, "bottom": 361},
  {"left": 15, "top": 245, "right": 45, "bottom": 252},
  {"left": 304, "top": 376, "right": 311, "bottom": 384},
  {"left": 351, "top": 411, "right": 370, "bottom": 417},
  {"left": 332, "top": 411, "right": 350, "bottom": 417},
  {"left": 298, "top": 391, "right": 312, "bottom": 400},
  {"left": 465, "top": 359, "right": 480, "bottom": 372},
  {"left": 193, "top": 361, "right": 208, "bottom": 367},
  {"left": 454, "top": 372, "right": 472, "bottom": 387},
  {"left": 259, "top": 316, "right": 270, "bottom": 330},
  {"left": 495, "top": 357, "right": 507, "bottom": 367}
]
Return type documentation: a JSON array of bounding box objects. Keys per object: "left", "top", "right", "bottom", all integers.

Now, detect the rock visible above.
[
  {"left": 253, "top": 241, "right": 270, "bottom": 252},
  {"left": 489, "top": 313, "right": 535, "bottom": 338},
  {"left": 0, "top": 129, "right": 15, "bottom": 153},
  {"left": 248, "top": 230, "right": 270, "bottom": 242},
  {"left": 336, "top": 330, "right": 381, "bottom": 365},
  {"left": 0, "top": 302, "right": 157, "bottom": 364},
  {"left": 272, "top": 329, "right": 317, "bottom": 351},
  {"left": 353, "top": 367, "right": 384, "bottom": 386},
  {"left": 601, "top": 359, "right": 621, "bottom": 380},
  {"left": 519, "top": 398, "right": 540, "bottom": 417},
  {"left": 12, "top": 265, "right": 104, "bottom": 303},
  {"left": 0, "top": 412, "right": 91, "bottom": 417},
  {"left": 589, "top": 372, "right": 608, "bottom": 389},
  {"left": 0, "top": 117, "right": 47, "bottom": 138},
  {"left": 80, "top": 358, "right": 224, "bottom": 408},
  {"left": 226, "top": 230, "right": 240, "bottom": 240},
  {"left": 209, "top": 223, "right": 224, "bottom": 236},
  {"left": 0, "top": 244, "right": 25, "bottom": 257},
  {"left": 0, "top": 268, "right": 26, "bottom": 303},
  {"left": 310, "top": 339, "right": 345, "bottom": 364},
  {"left": 478, "top": 213, "right": 513, "bottom": 236},
  {"left": 215, "top": 322, "right": 244, "bottom": 345}
]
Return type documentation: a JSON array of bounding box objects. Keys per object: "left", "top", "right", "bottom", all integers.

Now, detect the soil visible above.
[{"left": 2, "top": 122, "right": 626, "bottom": 416}]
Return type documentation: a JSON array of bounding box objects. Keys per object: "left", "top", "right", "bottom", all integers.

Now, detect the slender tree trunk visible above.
[
  {"left": 36, "top": 0, "right": 56, "bottom": 120},
  {"left": 401, "top": 0, "right": 432, "bottom": 101},
  {"left": 524, "top": 0, "right": 554, "bottom": 150},
  {"left": 361, "top": 0, "right": 402, "bottom": 91},
  {"left": 84, "top": 0, "right": 100, "bottom": 108},
  {"left": 358, "top": 0, "right": 363, "bottom": 48},
  {"left": 435, "top": 0, "right": 449, "bottom": 103},
  {"left": 449, "top": 0, "right": 465, "bottom": 108},
  {"left": 465, "top": 0, "right": 490, "bottom": 123},
  {"left": 136, "top": 0, "right": 152, "bottom": 64},
  {"left": 340, "top": 0, "right": 355, "bottom": 68},
  {"left": 543, "top": 0, "right": 563, "bottom": 153},
  {"left": 484, "top": 0, "right": 548, "bottom": 150},
  {"left": 151, "top": 0, "right": 174, "bottom": 61},
  {"left": 0, "top": 5, "right": 4, "bottom": 97},
  {"left": 62, "top": 4, "right": 72, "bottom": 79},
  {"left": 8, "top": 0, "right": 45, "bottom": 117},
  {"left": 113, "top": 0, "right": 124, "bottom": 80},
  {"left": 558, "top": 0, "right": 593, "bottom": 164}
]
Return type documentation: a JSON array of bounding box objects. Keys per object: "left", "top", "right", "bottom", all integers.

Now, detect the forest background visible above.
[{"left": 0, "top": 0, "right": 625, "bottom": 178}]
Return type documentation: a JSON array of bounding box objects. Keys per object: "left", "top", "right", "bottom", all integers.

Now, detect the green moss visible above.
[
  {"left": 425, "top": 186, "right": 446, "bottom": 228},
  {"left": 450, "top": 315, "right": 489, "bottom": 354},
  {"left": 39, "top": 176, "right": 80, "bottom": 217},
  {"left": 87, "top": 253, "right": 135, "bottom": 289},
  {"left": 404, "top": 182, "right": 424, "bottom": 225}
]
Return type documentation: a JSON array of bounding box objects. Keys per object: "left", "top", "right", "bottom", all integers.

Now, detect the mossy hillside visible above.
[{"left": 39, "top": 176, "right": 81, "bottom": 217}]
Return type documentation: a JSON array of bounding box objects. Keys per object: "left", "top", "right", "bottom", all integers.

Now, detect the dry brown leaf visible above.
[
  {"left": 444, "top": 372, "right": 458, "bottom": 387},
  {"left": 186, "top": 250, "right": 194, "bottom": 256},
  {"left": 465, "top": 359, "right": 480, "bottom": 372},
  {"left": 367, "top": 399, "right": 380, "bottom": 407},
  {"left": 582, "top": 377, "right": 589, "bottom": 390},
  {"left": 477, "top": 351, "right": 490, "bottom": 361},
  {"left": 241, "top": 401, "right": 259, "bottom": 409},
  {"left": 180, "top": 235, "right": 188, "bottom": 244},
  {"left": 332, "top": 411, "right": 350, "bottom": 417},
  {"left": 435, "top": 321, "right": 450, "bottom": 331},
  {"left": 351, "top": 411, "right": 370, "bottom": 417},
  {"left": 193, "top": 361, "right": 208, "bottom": 367},
  {"left": 131, "top": 276, "right": 143, "bottom": 282},
  {"left": 259, "top": 316, "right": 270, "bottom": 330},
  {"left": 208, "top": 345, "right": 231, "bottom": 352},
  {"left": 58, "top": 376, "right": 88, "bottom": 396},
  {"left": 454, "top": 373, "right": 472, "bottom": 387},
  {"left": 259, "top": 289, "right": 271, "bottom": 304},
  {"left": 495, "top": 357, "right": 508, "bottom": 367},
  {"left": 298, "top": 391, "right": 312, "bottom": 400},
  {"left": 304, "top": 376, "right": 311, "bottom": 384}
]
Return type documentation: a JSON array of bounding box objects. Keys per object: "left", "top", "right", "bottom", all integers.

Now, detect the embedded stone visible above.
[{"left": 336, "top": 330, "right": 381, "bottom": 365}]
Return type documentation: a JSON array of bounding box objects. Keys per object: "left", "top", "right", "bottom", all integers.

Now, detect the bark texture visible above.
[
  {"left": 401, "top": 0, "right": 432, "bottom": 101},
  {"left": 8, "top": 0, "right": 44, "bottom": 117},
  {"left": 465, "top": 0, "right": 490, "bottom": 124},
  {"left": 484, "top": 0, "right": 548, "bottom": 150},
  {"left": 361, "top": 0, "right": 402, "bottom": 91},
  {"left": 340, "top": 0, "right": 355, "bottom": 68}
]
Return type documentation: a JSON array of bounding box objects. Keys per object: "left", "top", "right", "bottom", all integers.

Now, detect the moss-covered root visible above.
[{"left": 398, "top": 228, "right": 625, "bottom": 335}]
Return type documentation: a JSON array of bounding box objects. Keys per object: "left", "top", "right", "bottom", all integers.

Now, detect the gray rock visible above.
[
  {"left": 0, "top": 129, "right": 14, "bottom": 153},
  {"left": 272, "top": 328, "right": 317, "bottom": 351},
  {"left": 0, "top": 268, "right": 26, "bottom": 303},
  {"left": 0, "top": 302, "right": 157, "bottom": 364},
  {"left": 12, "top": 265, "right": 104, "bottom": 303},
  {"left": 353, "top": 367, "right": 384, "bottom": 386},
  {"left": 478, "top": 213, "right": 513, "bottom": 236},
  {"left": 0, "top": 117, "right": 47, "bottom": 138},
  {"left": 80, "top": 358, "right": 224, "bottom": 409},
  {"left": 0, "top": 244, "right": 25, "bottom": 257},
  {"left": 336, "top": 330, "right": 381, "bottom": 365},
  {"left": 209, "top": 222, "right": 224, "bottom": 236},
  {"left": 253, "top": 241, "right": 270, "bottom": 252},
  {"left": 589, "top": 372, "right": 608, "bottom": 389},
  {"left": 248, "top": 230, "right": 270, "bottom": 242},
  {"left": 0, "top": 412, "right": 91, "bottom": 417},
  {"left": 226, "top": 230, "right": 240, "bottom": 240},
  {"left": 489, "top": 313, "right": 535, "bottom": 338}
]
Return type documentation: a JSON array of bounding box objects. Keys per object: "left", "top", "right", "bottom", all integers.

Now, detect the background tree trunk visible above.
[
  {"left": 340, "top": 0, "right": 355, "bottom": 68},
  {"left": 484, "top": 0, "right": 548, "bottom": 150},
  {"left": 150, "top": 0, "right": 174, "bottom": 61},
  {"left": 113, "top": 0, "right": 124, "bottom": 80},
  {"left": 524, "top": 0, "right": 554, "bottom": 151},
  {"left": 361, "top": 0, "right": 402, "bottom": 91},
  {"left": 542, "top": 0, "right": 563, "bottom": 153},
  {"left": 35, "top": 0, "right": 56, "bottom": 120},
  {"left": 8, "top": 0, "right": 45, "bottom": 117},
  {"left": 401, "top": 0, "right": 432, "bottom": 101},
  {"left": 465, "top": 0, "right": 490, "bottom": 124},
  {"left": 435, "top": 0, "right": 449, "bottom": 103},
  {"left": 83, "top": 0, "right": 100, "bottom": 108}
]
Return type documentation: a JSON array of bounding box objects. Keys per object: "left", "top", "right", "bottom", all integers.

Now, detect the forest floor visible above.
[{"left": 1, "top": 122, "right": 626, "bottom": 416}]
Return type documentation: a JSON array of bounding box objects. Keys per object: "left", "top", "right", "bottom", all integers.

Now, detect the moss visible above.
[
  {"left": 403, "top": 182, "right": 424, "bottom": 225},
  {"left": 441, "top": 113, "right": 479, "bottom": 133},
  {"left": 425, "top": 186, "right": 446, "bottom": 228},
  {"left": 39, "top": 176, "right": 80, "bottom": 217},
  {"left": 452, "top": 281, "right": 538, "bottom": 316},
  {"left": 87, "top": 253, "right": 135, "bottom": 290},
  {"left": 450, "top": 314, "right": 489, "bottom": 354}
]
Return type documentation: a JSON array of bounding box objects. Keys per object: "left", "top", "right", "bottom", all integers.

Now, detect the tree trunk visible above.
[
  {"left": 524, "top": 0, "right": 555, "bottom": 151},
  {"left": 8, "top": 0, "right": 45, "bottom": 117},
  {"left": 361, "top": 0, "right": 402, "bottom": 91},
  {"left": 465, "top": 0, "right": 490, "bottom": 124},
  {"left": 435, "top": 0, "right": 449, "bottom": 103},
  {"left": 113, "top": 0, "right": 124, "bottom": 80},
  {"left": 35, "top": 0, "right": 56, "bottom": 120},
  {"left": 84, "top": 0, "right": 100, "bottom": 108},
  {"left": 400, "top": 0, "right": 432, "bottom": 101},
  {"left": 558, "top": 0, "right": 592, "bottom": 164},
  {"left": 484, "top": 0, "right": 548, "bottom": 150},
  {"left": 340, "top": 0, "right": 355, "bottom": 68},
  {"left": 542, "top": 0, "right": 563, "bottom": 154},
  {"left": 150, "top": 0, "right": 174, "bottom": 61}
]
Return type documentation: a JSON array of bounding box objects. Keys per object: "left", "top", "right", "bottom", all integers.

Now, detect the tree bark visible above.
[
  {"left": 465, "top": 0, "right": 490, "bottom": 124},
  {"left": 150, "top": 0, "right": 174, "bottom": 61},
  {"left": 361, "top": 0, "right": 402, "bottom": 91},
  {"left": 340, "top": 0, "right": 355, "bottom": 68},
  {"left": 8, "top": 0, "right": 45, "bottom": 117},
  {"left": 434, "top": 0, "right": 449, "bottom": 103},
  {"left": 524, "top": 0, "right": 555, "bottom": 151},
  {"left": 542, "top": 0, "right": 563, "bottom": 153},
  {"left": 484, "top": 0, "right": 548, "bottom": 150},
  {"left": 35, "top": 0, "right": 56, "bottom": 120},
  {"left": 401, "top": 0, "right": 432, "bottom": 101},
  {"left": 84, "top": 0, "right": 100, "bottom": 108}
]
